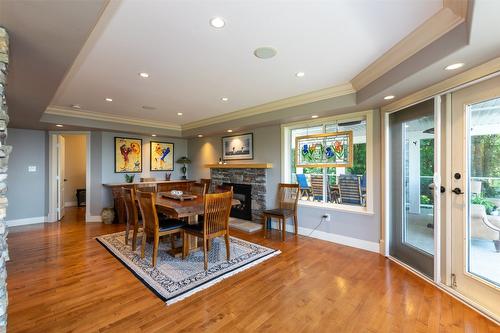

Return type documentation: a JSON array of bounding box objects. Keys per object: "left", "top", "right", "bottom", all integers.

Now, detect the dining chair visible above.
[
  {"left": 310, "top": 175, "right": 324, "bottom": 201},
  {"left": 135, "top": 184, "right": 156, "bottom": 192},
  {"left": 136, "top": 191, "right": 186, "bottom": 267},
  {"left": 215, "top": 184, "right": 233, "bottom": 193},
  {"left": 122, "top": 187, "right": 141, "bottom": 250},
  {"left": 190, "top": 182, "right": 207, "bottom": 196},
  {"left": 182, "top": 190, "right": 233, "bottom": 270},
  {"left": 338, "top": 174, "right": 365, "bottom": 206},
  {"left": 262, "top": 183, "right": 299, "bottom": 241},
  {"left": 295, "top": 174, "right": 311, "bottom": 200},
  {"left": 200, "top": 178, "right": 211, "bottom": 192}
]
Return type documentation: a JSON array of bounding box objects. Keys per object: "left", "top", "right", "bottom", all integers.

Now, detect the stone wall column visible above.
[{"left": 0, "top": 26, "right": 10, "bottom": 333}]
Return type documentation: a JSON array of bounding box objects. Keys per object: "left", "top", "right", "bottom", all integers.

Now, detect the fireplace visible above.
[
  {"left": 224, "top": 182, "right": 252, "bottom": 221},
  {"left": 210, "top": 167, "right": 267, "bottom": 221}
]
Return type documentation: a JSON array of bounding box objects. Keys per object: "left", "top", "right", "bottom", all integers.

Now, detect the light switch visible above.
[{"left": 28, "top": 166, "right": 37, "bottom": 172}]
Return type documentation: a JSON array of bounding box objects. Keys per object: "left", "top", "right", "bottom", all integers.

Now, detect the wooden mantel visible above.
[{"left": 205, "top": 163, "right": 273, "bottom": 169}]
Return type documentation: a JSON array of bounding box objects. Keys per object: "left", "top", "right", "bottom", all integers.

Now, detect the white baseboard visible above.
[
  {"left": 46, "top": 212, "right": 57, "bottom": 223},
  {"left": 270, "top": 221, "right": 379, "bottom": 253},
  {"left": 86, "top": 215, "right": 102, "bottom": 223},
  {"left": 64, "top": 201, "right": 78, "bottom": 208},
  {"left": 7, "top": 216, "right": 46, "bottom": 227}
]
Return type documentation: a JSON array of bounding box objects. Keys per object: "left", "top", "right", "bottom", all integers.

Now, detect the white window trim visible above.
[{"left": 281, "top": 110, "right": 375, "bottom": 215}]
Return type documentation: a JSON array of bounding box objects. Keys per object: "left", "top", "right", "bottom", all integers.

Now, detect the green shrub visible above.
[{"left": 471, "top": 196, "right": 497, "bottom": 215}]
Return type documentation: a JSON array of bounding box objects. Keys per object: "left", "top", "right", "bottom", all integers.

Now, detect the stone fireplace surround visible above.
[{"left": 210, "top": 167, "right": 267, "bottom": 222}]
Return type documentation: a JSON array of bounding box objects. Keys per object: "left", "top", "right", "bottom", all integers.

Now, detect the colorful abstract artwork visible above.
[
  {"left": 150, "top": 141, "right": 174, "bottom": 171},
  {"left": 295, "top": 131, "right": 353, "bottom": 168},
  {"left": 114, "top": 137, "right": 142, "bottom": 173}
]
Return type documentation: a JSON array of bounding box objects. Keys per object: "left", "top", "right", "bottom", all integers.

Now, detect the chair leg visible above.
[
  {"left": 281, "top": 218, "right": 286, "bottom": 241},
  {"left": 207, "top": 239, "right": 212, "bottom": 252},
  {"left": 203, "top": 237, "right": 208, "bottom": 270},
  {"left": 141, "top": 231, "right": 146, "bottom": 259},
  {"left": 132, "top": 223, "right": 139, "bottom": 251},
  {"left": 125, "top": 221, "right": 130, "bottom": 245},
  {"left": 294, "top": 214, "right": 298, "bottom": 235},
  {"left": 170, "top": 233, "right": 176, "bottom": 252},
  {"left": 224, "top": 233, "right": 230, "bottom": 261},
  {"left": 182, "top": 232, "right": 188, "bottom": 259},
  {"left": 152, "top": 235, "right": 159, "bottom": 267}
]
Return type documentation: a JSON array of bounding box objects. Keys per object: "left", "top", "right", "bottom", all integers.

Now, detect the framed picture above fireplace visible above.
[{"left": 222, "top": 133, "right": 254, "bottom": 160}]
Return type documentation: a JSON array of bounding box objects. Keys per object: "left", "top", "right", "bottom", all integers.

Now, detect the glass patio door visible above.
[
  {"left": 388, "top": 99, "right": 437, "bottom": 278},
  {"left": 450, "top": 76, "right": 500, "bottom": 321}
]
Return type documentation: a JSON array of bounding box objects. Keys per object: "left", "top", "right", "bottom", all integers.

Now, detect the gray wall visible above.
[
  {"left": 100, "top": 132, "right": 188, "bottom": 209},
  {"left": 89, "top": 131, "right": 103, "bottom": 216},
  {"left": 6, "top": 128, "right": 48, "bottom": 220},
  {"left": 188, "top": 125, "right": 282, "bottom": 208},
  {"left": 188, "top": 115, "right": 381, "bottom": 244}
]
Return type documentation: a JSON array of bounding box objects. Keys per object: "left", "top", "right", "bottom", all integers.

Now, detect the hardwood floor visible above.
[{"left": 6, "top": 208, "right": 499, "bottom": 332}]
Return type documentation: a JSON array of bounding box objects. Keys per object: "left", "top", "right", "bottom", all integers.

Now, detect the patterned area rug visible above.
[{"left": 96, "top": 231, "right": 280, "bottom": 305}]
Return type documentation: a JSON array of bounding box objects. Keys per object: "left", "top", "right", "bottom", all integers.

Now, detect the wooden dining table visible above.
[{"left": 154, "top": 192, "right": 240, "bottom": 250}]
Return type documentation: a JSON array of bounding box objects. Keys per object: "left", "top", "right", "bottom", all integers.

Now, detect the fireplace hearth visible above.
[{"left": 224, "top": 183, "right": 252, "bottom": 220}]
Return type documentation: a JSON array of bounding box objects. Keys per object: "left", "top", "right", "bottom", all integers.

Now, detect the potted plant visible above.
[{"left": 176, "top": 156, "right": 191, "bottom": 180}]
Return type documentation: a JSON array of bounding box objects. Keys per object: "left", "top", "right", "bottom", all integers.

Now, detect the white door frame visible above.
[
  {"left": 449, "top": 77, "right": 500, "bottom": 323},
  {"left": 48, "top": 131, "right": 91, "bottom": 222},
  {"left": 381, "top": 72, "right": 500, "bottom": 325}
]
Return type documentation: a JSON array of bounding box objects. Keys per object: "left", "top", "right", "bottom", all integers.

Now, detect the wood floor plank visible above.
[{"left": 6, "top": 208, "right": 499, "bottom": 332}]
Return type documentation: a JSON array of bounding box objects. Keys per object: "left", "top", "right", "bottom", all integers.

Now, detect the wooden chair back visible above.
[
  {"left": 215, "top": 184, "right": 233, "bottom": 193},
  {"left": 278, "top": 183, "right": 299, "bottom": 212},
  {"left": 157, "top": 182, "right": 190, "bottom": 192},
  {"left": 310, "top": 175, "right": 324, "bottom": 200},
  {"left": 203, "top": 190, "right": 233, "bottom": 236},
  {"left": 122, "top": 187, "right": 139, "bottom": 225},
  {"left": 190, "top": 182, "right": 207, "bottom": 196},
  {"left": 338, "top": 174, "right": 362, "bottom": 205},
  {"left": 136, "top": 191, "right": 159, "bottom": 235},
  {"left": 135, "top": 184, "right": 156, "bottom": 192},
  {"left": 200, "top": 178, "right": 211, "bottom": 192}
]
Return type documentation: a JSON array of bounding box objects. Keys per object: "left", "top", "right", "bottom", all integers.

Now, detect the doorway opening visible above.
[{"left": 48, "top": 132, "right": 91, "bottom": 223}]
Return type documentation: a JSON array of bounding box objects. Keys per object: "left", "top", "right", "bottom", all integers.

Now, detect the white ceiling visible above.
[{"left": 51, "top": 0, "right": 442, "bottom": 125}]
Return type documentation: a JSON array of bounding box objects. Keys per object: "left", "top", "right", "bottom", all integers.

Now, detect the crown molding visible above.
[
  {"left": 45, "top": 105, "right": 182, "bottom": 131},
  {"left": 351, "top": 2, "right": 468, "bottom": 91},
  {"left": 182, "top": 83, "right": 355, "bottom": 131},
  {"left": 381, "top": 56, "right": 500, "bottom": 113}
]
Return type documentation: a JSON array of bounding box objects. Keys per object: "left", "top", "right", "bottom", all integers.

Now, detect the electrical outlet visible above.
[{"left": 322, "top": 213, "right": 331, "bottom": 222}]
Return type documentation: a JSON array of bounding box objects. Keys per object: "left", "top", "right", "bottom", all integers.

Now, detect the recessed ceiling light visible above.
[
  {"left": 254, "top": 47, "right": 277, "bottom": 59},
  {"left": 445, "top": 63, "right": 464, "bottom": 70},
  {"left": 384, "top": 95, "right": 395, "bottom": 100},
  {"left": 71, "top": 104, "right": 81, "bottom": 109},
  {"left": 151, "top": 134, "right": 157, "bottom": 137},
  {"left": 105, "top": 98, "right": 113, "bottom": 102},
  {"left": 197, "top": 134, "right": 204, "bottom": 138},
  {"left": 311, "top": 115, "right": 319, "bottom": 119},
  {"left": 227, "top": 129, "right": 233, "bottom": 133},
  {"left": 221, "top": 97, "right": 229, "bottom": 102},
  {"left": 209, "top": 17, "right": 225, "bottom": 28},
  {"left": 56, "top": 124, "right": 63, "bottom": 128},
  {"left": 139, "top": 72, "right": 150, "bottom": 78},
  {"left": 142, "top": 106, "right": 156, "bottom": 110},
  {"left": 296, "top": 72, "right": 305, "bottom": 78},
  {"left": 177, "top": 112, "right": 183, "bottom": 116}
]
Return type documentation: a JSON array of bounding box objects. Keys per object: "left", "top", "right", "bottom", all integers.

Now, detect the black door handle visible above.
[
  {"left": 440, "top": 186, "right": 446, "bottom": 193},
  {"left": 452, "top": 187, "right": 464, "bottom": 195}
]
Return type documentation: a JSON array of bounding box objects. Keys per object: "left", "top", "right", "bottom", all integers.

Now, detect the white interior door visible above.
[
  {"left": 57, "top": 135, "right": 66, "bottom": 220},
  {"left": 451, "top": 76, "right": 500, "bottom": 322}
]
